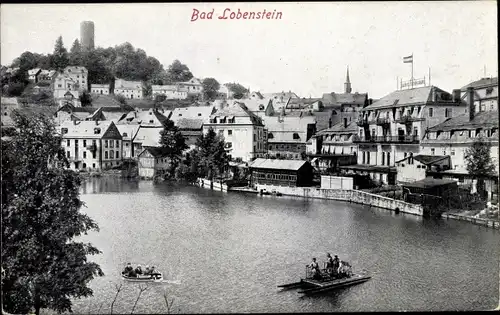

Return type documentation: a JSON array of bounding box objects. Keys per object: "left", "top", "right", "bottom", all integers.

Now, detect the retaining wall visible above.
[
  {"left": 197, "top": 178, "right": 228, "bottom": 192},
  {"left": 442, "top": 212, "right": 500, "bottom": 229},
  {"left": 255, "top": 184, "right": 424, "bottom": 216}
]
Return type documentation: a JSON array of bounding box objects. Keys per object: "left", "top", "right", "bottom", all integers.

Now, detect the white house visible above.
[
  {"left": 152, "top": 85, "right": 188, "bottom": 99},
  {"left": 114, "top": 78, "right": 143, "bottom": 99},
  {"left": 91, "top": 84, "right": 111, "bottom": 95}
]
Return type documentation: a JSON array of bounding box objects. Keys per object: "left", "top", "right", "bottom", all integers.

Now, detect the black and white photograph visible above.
[{"left": 1, "top": 1, "right": 499, "bottom": 314}]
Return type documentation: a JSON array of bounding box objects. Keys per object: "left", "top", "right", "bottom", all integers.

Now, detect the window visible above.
[
  {"left": 123, "top": 132, "right": 128, "bottom": 137},
  {"left": 105, "top": 151, "right": 108, "bottom": 159},
  {"left": 125, "top": 142, "right": 129, "bottom": 147},
  {"left": 83, "top": 151, "right": 87, "bottom": 158},
  {"left": 75, "top": 140, "right": 79, "bottom": 147},
  {"left": 401, "top": 164, "right": 405, "bottom": 167},
  {"left": 105, "top": 140, "right": 108, "bottom": 148},
  {"left": 293, "top": 133, "right": 300, "bottom": 139},
  {"left": 451, "top": 150, "right": 455, "bottom": 156},
  {"left": 445, "top": 108, "right": 452, "bottom": 118},
  {"left": 149, "top": 120, "right": 154, "bottom": 123},
  {"left": 83, "top": 140, "right": 87, "bottom": 147},
  {"left": 428, "top": 108, "right": 433, "bottom": 117},
  {"left": 58, "top": 84, "right": 62, "bottom": 88},
  {"left": 116, "top": 151, "right": 119, "bottom": 158},
  {"left": 387, "top": 152, "right": 391, "bottom": 166},
  {"left": 67, "top": 140, "right": 70, "bottom": 146},
  {"left": 92, "top": 163, "right": 95, "bottom": 169},
  {"left": 110, "top": 140, "right": 114, "bottom": 148},
  {"left": 67, "top": 151, "right": 70, "bottom": 158},
  {"left": 228, "top": 130, "right": 232, "bottom": 136},
  {"left": 110, "top": 151, "right": 114, "bottom": 159},
  {"left": 92, "top": 151, "right": 96, "bottom": 159},
  {"left": 443, "top": 150, "right": 446, "bottom": 155},
  {"left": 94, "top": 128, "right": 101, "bottom": 134},
  {"left": 116, "top": 140, "right": 119, "bottom": 147},
  {"left": 253, "top": 134, "right": 256, "bottom": 141},
  {"left": 382, "top": 152, "right": 385, "bottom": 165},
  {"left": 431, "top": 148, "right": 435, "bottom": 155},
  {"left": 268, "top": 133, "right": 274, "bottom": 139}
]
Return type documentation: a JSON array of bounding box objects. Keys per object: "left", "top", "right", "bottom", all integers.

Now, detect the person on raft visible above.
[
  {"left": 307, "top": 258, "right": 321, "bottom": 280},
  {"left": 324, "top": 253, "right": 334, "bottom": 276}
]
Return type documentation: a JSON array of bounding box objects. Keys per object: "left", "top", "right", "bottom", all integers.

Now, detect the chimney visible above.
[
  {"left": 95, "top": 119, "right": 99, "bottom": 125},
  {"left": 467, "top": 87, "right": 475, "bottom": 121},
  {"left": 452, "top": 89, "right": 461, "bottom": 102}
]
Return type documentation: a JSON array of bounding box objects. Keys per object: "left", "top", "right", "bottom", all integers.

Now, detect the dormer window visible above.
[
  {"left": 149, "top": 120, "right": 154, "bottom": 123},
  {"left": 178, "top": 114, "right": 182, "bottom": 116},
  {"left": 123, "top": 132, "right": 128, "bottom": 137},
  {"left": 94, "top": 128, "right": 101, "bottom": 134},
  {"left": 293, "top": 133, "right": 300, "bottom": 140},
  {"left": 268, "top": 133, "right": 274, "bottom": 139},
  {"left": 61, "top": 128, "right": 68, "bottom": 134},
  {"left": 198, "top": 113, "right": 202, "bottom": 116}
]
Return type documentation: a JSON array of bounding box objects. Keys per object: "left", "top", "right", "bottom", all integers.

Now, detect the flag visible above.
[{"left": 403, "top": 55, "right": 413, "bottom": 63}]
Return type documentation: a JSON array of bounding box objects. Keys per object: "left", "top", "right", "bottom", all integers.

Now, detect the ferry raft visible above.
[{"left": 278, "top": 261, "right": 371, "bottom": 295}]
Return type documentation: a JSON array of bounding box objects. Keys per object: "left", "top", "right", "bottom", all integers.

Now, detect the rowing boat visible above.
[{"left": 121, "top": 272, "right": 163, "bottom": 283}]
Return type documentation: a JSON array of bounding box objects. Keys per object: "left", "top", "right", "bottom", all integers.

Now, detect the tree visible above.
[
  {"left": 79, "top": 90, "right": 93, "bottom": 107},
  {"left": 52, "top": 36, "right": 69, "bottom": 71},
  {"left": 69, "top": 39, "right": 84, "bottom": 66},
  {"left": 115, "top": 94, "right": 127, "bottom": 105},
  {"left": 202, "top": 78, "right": 220, "bottom": 101},
  {"left": 225, "top": 83, "right": 249, "bottom": 99},
  {"left": 159, "top": 118, "right": 188, "bottom": 176},
  {"left": 195, "top": 128, "right": 229, "bottom": 180},
  {"left": 165, "top": 60, "right": 193, "bottom": 83},
  {"left": 1, "top": 111, "right": 103, "bottom": 315},
  {"left": 465, "top": 135, "right": 495, "bottom": 199}
]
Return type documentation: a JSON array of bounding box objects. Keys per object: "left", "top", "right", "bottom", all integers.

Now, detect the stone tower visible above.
[
  {"left": 344, "top": 66, "right": 352, "bottom": 94},
  {"left": 80, "top": 21, "right": 95, "bottom": 51}
]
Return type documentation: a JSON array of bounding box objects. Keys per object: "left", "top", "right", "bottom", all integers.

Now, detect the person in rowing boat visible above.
[
  {"left": 144, "top": 265, "right": 151, "bottom": 275},
  {"left": 332, "top": 255, "right": 340, "bottom": 278},
  {"left": 150, "top": 266, "right": 161, "bottom": 279},
  {"left": 135, "top": 264, "right": 143, "bottom": 276},
  {"left": 307, "top": 258, "right": 321, "bottom": 280},
  {"left": 123, "top": 263, "right": 134, "bottom": 277}
]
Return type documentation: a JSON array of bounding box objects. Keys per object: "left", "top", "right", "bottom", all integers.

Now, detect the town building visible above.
[
  {"left": 395, "top": 154, "right": 451, "bottom": 184},
  {"left": 420, "top": 87, "right": 498, "bottom": 201},
  {"left": 54, "top": 104, "right": 96, "bottom": 125},
  {"left": 53, "top": 73, "right": 80, "bottom": 101},
  {"left": 344, "top": 85, "right": 467, "bottom": 185},
  {"left": 91, "top": 84, "right": 111, "bottom": 95},
  {"left": 261, "top": 111, "right": 316, "bottom": 159},
  {"left": 248, "top": 158, "right": 314, "bottom": 187},
  {"left": 307, "top": 118, "right": 358, "bottom": 173},
  {"left": 114, "top": 78, "right": 143, "bottom": 99},
  {"left": 62, "top": 66, "right": 88, "bottom": 91},
  {"left": 151, "top": 84, "right": 188, "bottom": 100},
  {"left": 235, "top": 98, "right": 274, "bottom": 118},
  {"left": 59, "top": 120, "right": 123, "bottom": 171},
  {"left": 85, "top": 106, "right": 132, "bottom": 123},
  {"left": 170, "top": 105, "right": 216, "bottom": 150},
  {"left": 116, "top": 124, "right": 141, "bottom": 159},
  {"left": 131, "top": 126, "right": 164, "bottom": 159},
  {"left": 460, "top": 77, "right": 498, "bottom": 113},
  {"left": 137, "top": 147, "right": 170, "bottom": 179},
  {"left": 203, "top": 102, "right": 267, "bottom": 162},
  {"left": 28, "top": 68, "right": 42, "bottom": 82},
  {"left": 38, "top": 70, "right": 57, "bottom": 82},
  {"left": 177, "top": 78, "right": 203, "bottom": 96}
]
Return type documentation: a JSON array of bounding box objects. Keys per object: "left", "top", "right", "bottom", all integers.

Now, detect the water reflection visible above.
[{"left": 71, "top": 179, "right": 499, "bottom": 313}]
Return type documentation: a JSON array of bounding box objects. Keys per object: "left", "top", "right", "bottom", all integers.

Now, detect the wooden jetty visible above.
[{"left": 278, "top": 272, "right": 371, "bottom": 295}]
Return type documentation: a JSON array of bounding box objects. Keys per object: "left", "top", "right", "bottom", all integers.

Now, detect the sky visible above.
[{"left": 1, "top": 2, "right": 497, "bottom": 99}]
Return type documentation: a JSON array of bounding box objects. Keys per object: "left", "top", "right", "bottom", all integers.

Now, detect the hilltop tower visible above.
[
  {"left": 344, "top": 66, "right": 352, "bottom": 94},
  {"left": 80, "top": 21, "right": 95, "bottom": 51}
]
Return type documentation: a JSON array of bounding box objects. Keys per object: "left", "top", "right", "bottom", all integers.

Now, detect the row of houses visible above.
[{"left": 306, "top": 77, "right": 498, "bottom": 201}]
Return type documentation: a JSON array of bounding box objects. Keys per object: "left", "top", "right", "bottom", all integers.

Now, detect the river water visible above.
[{"left": 68, "top": 177, "right": 499, "bottom": 313}]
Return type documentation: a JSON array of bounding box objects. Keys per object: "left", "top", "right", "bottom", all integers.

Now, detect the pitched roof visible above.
[
  {"left": 261, "top": 115, "right": 316, "bottom": 133},
  {"left": 139, "top": 146, "right": 167, "bottom": 158},
  {"left": 116, "top": 124, "right": 141, "bottom": 141},
  {"left": 262, "top": 91, "right": 299, "bottom": 99},
  {"left": 396, "top": 154, "right": 449, "bottom": 165},
  {"left": 114, "top": 78, "right": 142, "bottom": 90},
  {"left": 64, "top": 66, "right": 88, "bottom": 73},
  {"left": 461, "top": 77, "right": 498, "bottom": 90},
  {"left": 213, "top": 103, "right": 263, "bottom": 125},
  {"left": 175, "top": 118, "right": 203, "bottom": 130},
  {"left": 317, "top": 120, "right": 357, "bottom": 135},
  {"left": 363, "top": 86, "right": 457, "bottom": 110},
  {"left": 59, "top": 120, "right": 115, "bottom": 139},
  {"left": 248, "top": 158, "right": 309, "bottom": 171},
  {"left": 133, "top": 126, "right": 163, "bottom": 146},
  {"left": 321, "top": 92, "right": 367, "bottom": 106},
  {"left": 402, "top": 178, "right": 457, "bottom": 189},
  {"left": 427, "top": 110, "right": 499, "bottom": 132},
  {"left": 170, "top": 105, "right": 215, "bottom": 123},
  {"left": 234, "top": 98, "right": 272, "bottom": 112},
  {"left": 119, "top": 109, "right": 171, "bottom": 127},
  {"left": 28, "top": 68, "right": 41, "bottom": 75}
]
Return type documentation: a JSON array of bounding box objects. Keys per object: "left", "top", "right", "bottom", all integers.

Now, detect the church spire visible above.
[{"left": 344, "top": 66, "right": 352, "bottom": 94}]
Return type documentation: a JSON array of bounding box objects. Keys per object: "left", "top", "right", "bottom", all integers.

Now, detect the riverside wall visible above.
[
  {"left": 197, "top": 178, "right": 228, "bottom": 192},
  {"left": 255, "top": 184, "right": 424, "bottom": 216}
]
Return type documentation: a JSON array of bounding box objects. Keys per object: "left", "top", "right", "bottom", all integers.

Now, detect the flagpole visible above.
[{"left": 411, "top": 53, "right": 414, "bottom": 89}]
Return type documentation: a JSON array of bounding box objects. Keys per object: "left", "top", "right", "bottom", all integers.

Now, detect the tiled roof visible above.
[
  {"left": 402, "top": 177, "right": 457, "bottom": 189},
  {"left": 116, "top": 124, "right": 141, "bottom": 141},
  {"left": 171, "top": 105, "right": 215, "bottom": 123},
  {"left": 322, "top": 92, "right": 367, "bottom": 106},
  {"left": 91, "top": 84, "right": 110, "bottom": 88},
  {"left": 427, "top": 111, "right": 499, "bottom": 132},
  {"left": 28, "top": 68, "right": 41, "bottom": 75},
  {"left": 139, "top": 146, "right": 167, "bottom": 158},
  {"left": 213, "top": 103, "right": 263, "bottom": 125},
  {"left": 262, "top": 92, "right": 299, "bottom": 99},
  {"left": 133, "top": 126, "right": 163, "bottom": 146},
  {"left": 317, "top": 121, "right": 357, "bottom": 135},
  {"left": 248, "top": 158, "right": 309, "bottom": 171},
  {"left": 59, "top": 120, "right": 115, "bottom": 139},
  {"left": 114, "top": 78, "right": 142, "bottom": 90},
  {"left": 175, "top": 118, "right": 203, "bottom": 130},
  {"left": 461, "top": 77, "right": 498, "bottom": 90},
  {"left": 119, "top": 109, "right": 171, "bottom": 127},
  {"left": 235, "top": 98, "right": 272, "bottom": 112},
  {"left": 261, "top": 115, "right": 315, "bottom": 133}
]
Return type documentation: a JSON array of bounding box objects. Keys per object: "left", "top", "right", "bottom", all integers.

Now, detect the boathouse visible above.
[
  {"left": 137, "top": 146, "right": 169, "bottom": 179},
  {"left": 248, "top": 158, "right": 314, "bottom": 187}
]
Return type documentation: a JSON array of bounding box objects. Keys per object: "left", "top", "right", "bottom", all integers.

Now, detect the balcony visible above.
[
  {"left": 376, "top": 118, "right": 390, "bottom": 126},
  {"left": 395, "top": 115, "right": 425, "bottom": 124},
  {"left": 356, "top": 118, "right": 369, "bottom": 126},
  {"left": 353, "top": 135, "right": 420, "bottom": 144}
]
